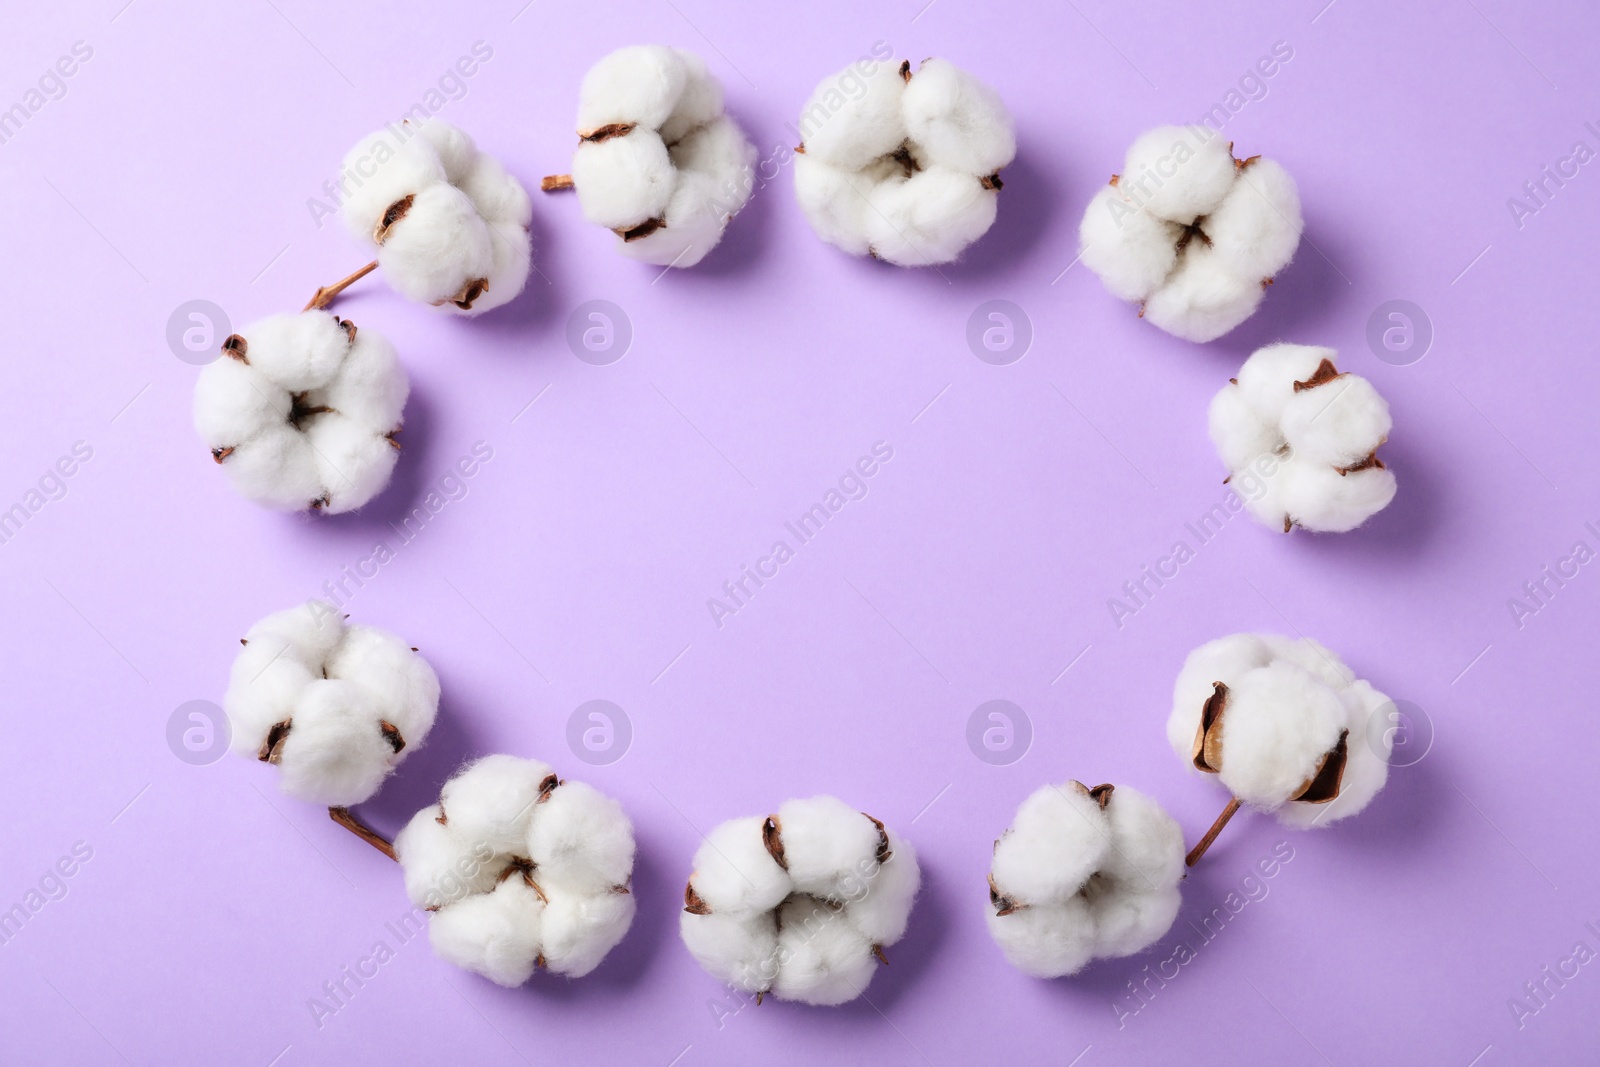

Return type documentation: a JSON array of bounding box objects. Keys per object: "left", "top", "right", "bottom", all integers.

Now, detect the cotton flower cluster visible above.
[
  {"left": 680, "top": 795, "right": 920, "bottom": 1006},
  {"left": 986, "top": 781, "right": 1184, "bottom": 978},
  {"left": 339, "top": 118, "right": 532, "bottom": 313},
  {"left": 793, "top": 57, "right": 1016, "bottom": 266},
  {"left": 1168, "top": 633, "right": 1392, "bottom": 828},
  {"left": 394, "top": 755, "right": 637, "bottom": 985},
  {"left": 193, "top": 310, "right": 407, "bottom": 513},
  {"left": 1210, "top": 343, "right": 1396, "bottom": 533},
  {"left": 224, "top": 600, "right": 439, "bottom": 806},
  {"left": 1080, "top": 125, "right": 1301, "bottom": 342},
  {"left": 555, "top": 45, "right": 756, "bottom": 267}
]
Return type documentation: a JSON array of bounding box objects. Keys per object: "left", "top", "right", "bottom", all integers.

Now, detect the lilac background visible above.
[{"left": 2, "top": 0, "right": 1598, "bottom": 1063}]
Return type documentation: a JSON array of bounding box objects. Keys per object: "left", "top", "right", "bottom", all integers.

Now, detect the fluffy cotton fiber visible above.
[
  {"left": 339, "top": 118, "right": 532, "bottom": 314},
  {"left": 223, "top": 600, "right": 439, "bottom": 806},
  {"left": 680, "top": 795, "right": 920, "bottom": 1006},
  {"left": 393, "top": 755, "right": 637, "bottom": 984},
  {"left": 193, "top": 311, "right": 407, "bottom": 514},
  {"left": 1168, "top": 633, "right": 1392, "bottom": 828},
  {"left": 1079, "top": 125, "right": 1301, "bottom": 342},
  {"left": 1211, "top": 343, "right": 1396, "bottom": 533},
  {"left": 793, "top": 57, "right": 1015, "bottom": 266},
  {"left": 986, "top": 781, "right": 1184, "bottom": 978},
  {"left": 557, "top": 45, "right": 756, "bottom": 267}
]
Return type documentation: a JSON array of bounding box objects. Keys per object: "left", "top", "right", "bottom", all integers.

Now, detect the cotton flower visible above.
[
  {"left": 335, "top": 118, "right": 532, "bottom": 314},
  {"left": 1211, "top": 343, "right": 1396, "bottom": 533},
  {"left": 394, "top": 755, "right": 637, "bottom": 985},
  {"left": 1079, "top": 125, "right": 1301, "bottom": 342},
  {"left": 193, "top": 310, "right": 407, "bottom": 513},
  {"left": 542, "top": 45, "right": 756, "bottom": 268},
  {"left": 223, "top": 600, "right": 439, "bottom": 806},
  {"left": 986, "top": 781, "right": 1184, "bottom": 978},
  {"left": 1168, "top": 633, "right": 1392, "bottom": 860},
  {"left": 793, "top": 57, "right": 1016, "bottom": 266},
  {"left": 680, "top": 795, "right": 920, "bottom": 1006}
]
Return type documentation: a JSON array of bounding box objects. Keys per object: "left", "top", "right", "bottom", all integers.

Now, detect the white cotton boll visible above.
[
  {"left": 304, "top": 415, "right": 397, "bottom": 515},
  {"left": 376, "top": 183, "right": 495, "bottom": 306},
  {"left": 843, "top": 833, "right": 919, "bottom": 945},
  {"left": 306, "top": 329, "right": 407, "bottom": 432},
  {"left": 193, "top": 357, "right": 287, "bottom": 449},
  {"left": 1078, "top": 184, "right": 1182, "bottom": 302},
  {"left": 225, "top": 646, "right": 315, "bottom": 758},
  {"left": 793, "top": 155, "right": 874, "bottom": 256},
  {"left": 798, "top": 60, "right": 908, "bottom": 170},
  {"left": 526, "top": 781, "right": 636, "bottom": 895},
  {"left": 770, "top": 895, "right": 877, "bottom": 1006},
  {"left": 1215, "top": 662, "right": 1347, "bottom": 807},
  {"left": 410, "top": 119, "right": 477, "bottom": 185},
  {"left": 394, "top": 805, "right": 501, "bottom": 909},
  {"left": 539, "top": 888, "right": 637, "bottom": 977},
  {"left": 1086, "top": 887, "right": 1182, "bottom": 959},
  {"left": 459, "top": 151, "right": 534, "bottom": 229},
  {"left": 1098, "top": 787, "right": 1185, "bottom": 893},
  {"left": 271, "top": 679, "right": 395, "bottom": 805},
  {"left": 220, "top": 425, "right": 324, "bottom": 511},
  {"left": 324, "top": 624, "right": 440, "bottom": 743},
  {"left": 991, "top": 785, "right": 1112, "bottom": 905},
  {"left": 658, "top": 48, "right": 724, "bottom": 146},
  {"left": 469, "top": 222, "right": 533, "bottom": 315},
  {"left": 680, "top": 911, "right": 777, "bottom": 994},
  {"left": 901, "top": 58, "right": 1016, "bottom": 176},
  {"left": 576, "top": 45, "right": 688, "bottom": 133},
  {"left": 986, "top": 894, "right": 1097, "bottom": 978},
  {"left": 571, "top": 131, "right": 675, "bottom": 231},
  {"left": 439, "top": 755, "right": 554, "bottom": 857},
  {"left": 774, "top": 796, "right": 883, "bottom": 900},
  {"left": 1208, "top": 384, "right": 1280, "bottom": 473},
  {"left": 241, "top": 311, "right": 348, "bottom": 394},
  {"left": 1281, "top": 374, "right": 1392, "bottom": 467},
  {"left": 619, "top": 115, "right": 755, "bottom": 267},
  {"left": 1120, "top": 125, "right": 1236, "bottom": 222},
  {"left": 1281, "top": 459, "right": 1398, "bottom": 534},
  {"left": 1206, "top": 157, "right": 1302, "bottom": 281},
  {"left": 1140, "top": 243, "right": 1263, "bottom": 343},
  {"left": 1234, "top": 343, "right": 1336, "bottom": 424},
  {"left": 688, "top": 816, "right": 792, "bottom": 915},
  {"left": 339, "top": 130, "right": 448, "bottom": 239},
  {"left": 1167, "top": 633, "right": 1274, "bottom": 760},
  {"left": 430, "top": 878, "right": 546, "bottom": 988},
  {"left": 865, "top": 166, "right": 998, "bottom": 267}
]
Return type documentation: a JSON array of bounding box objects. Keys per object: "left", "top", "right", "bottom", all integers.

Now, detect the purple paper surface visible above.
[{"left": 2, "top": 0, "right": 1597, "bottom": 1063}]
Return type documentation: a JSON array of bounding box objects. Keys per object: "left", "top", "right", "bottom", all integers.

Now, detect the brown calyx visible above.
[
  {"left": 499, "top": 857, "right": 550, "bottom": 903},
  {"left": 1292, "top": 730, "right": 1350, "bottom": 804},
  {"left": 537, "top": 773, "right": 561, "bottom": 803},
  {"left": 614, "top": 217, "right": 666, "bottom": 242},
  {"left": 211, "top": 447, "right": 235, "bottom": 464},
  {"left": 898, "top": 60, "right": 912, "bottom": 82},
  {"left": 1087, "top": 783, "right": 1115, "bottom": 810},
  {"left": 988, "top": 872, "right": 1024, "bottom": 917},
  {"left": 287, "top": 394, "right": 333, "bottom": 430},
  {"left": 221, "top": 334, "right": 249, "bottom": 363},
  {"left": 979, "top": 173, "right": 1004, "bottom": 191},
  {"left": 432, "top": 277, "right": 489, "bottom": 310},
  {"left": 1174, "top": 221, "right": 1213, "bottom": 254},
  {"left": 336, "top": 318, "right": 357, "bottom": 343},
  {"left": 762, "top": 816, "right": 788, "bottom": 870},
  {"left": 1337, "top": 451, "right": 1385, "bottom": 476},
  {"left": 374, "top": 195, "right": 414, "bottom": 243},
  {"left": 385, "top": 430, "right": 402, "bottom": 451},
  {"left": 1234, "top": 153, "right": 1261, "bottom": 171},
  {"left": 864, "top": 813, "right": 893, "bottom": 865},
  {"left": 378, "top": 720, "right": 405, "bottom": 755},
  {"left": 889, "top": 144, "right": 921, "bottom": 178},
  {"left": 579, "top": 122, "right": 637, "bottom": 144},
  {"left": 258, "top": 720, "right": 291, "bottom": 763},
  {"left": 1191, "top": 682, "right": 1229, "bottom": 773},
  {"left": 1292, "top": 358, "right": 1343, "bottom": 392},
  {"left": 683, "top": 882, "right": 712, "bottom": 915},
  {"left": 873, "top": 944, "right": 889, "bottom": 966}
]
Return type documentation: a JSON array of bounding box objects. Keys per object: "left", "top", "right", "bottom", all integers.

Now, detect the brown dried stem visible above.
[
  {"left": 304, "top": 260, "right": 379, "bottom": 312},
  {"left": 541, "top": 174, "right": 575, "bottom": 192},
  {"left": 328, "top": 806, "right": 397, "bottom": 861},
  {"left": 1184, "top": 796, "right": 1241, "bottom": 868}
]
